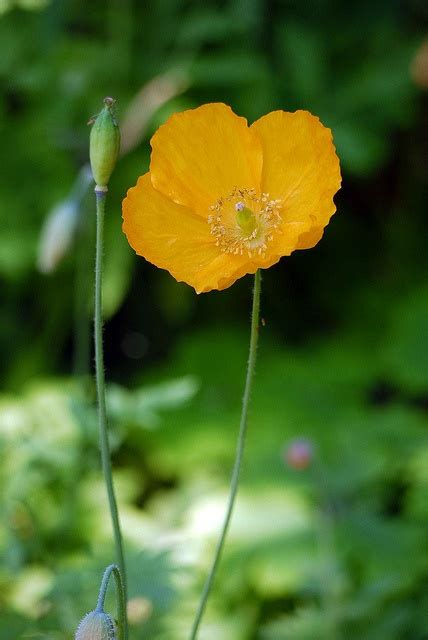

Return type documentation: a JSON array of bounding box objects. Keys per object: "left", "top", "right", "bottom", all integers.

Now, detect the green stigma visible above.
[{"left": 235, "top": 202, "right": 257, "bottom": 236}]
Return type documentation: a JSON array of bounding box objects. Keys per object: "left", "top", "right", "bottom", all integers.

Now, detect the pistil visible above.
[{"left": 235, "top": 201, "right": 257, "bottom": 236}]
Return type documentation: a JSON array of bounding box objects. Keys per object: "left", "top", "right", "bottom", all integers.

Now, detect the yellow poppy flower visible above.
[{"left": 122, "top": 103, "right": 341, "bottom": 294}]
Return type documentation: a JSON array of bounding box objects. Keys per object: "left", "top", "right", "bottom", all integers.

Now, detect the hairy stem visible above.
[
  {"left": 96, "top": 564, "right": 126, "bottom": 640},
  {"left": 94, "top": 190, "right": 128, "bottom": 639},
  {"left": 189, "top": 269, "right": 262, "bottom": 640}
]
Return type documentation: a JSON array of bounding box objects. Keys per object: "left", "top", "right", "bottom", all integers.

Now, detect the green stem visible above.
[
  {"left": 96, "top": 564, "right": 126, "bottom": 640},
  {"left": 94, "top": 190, "right": 128, "bottom": 639},
  {"left": 189, "top": 270, "right": 262, "bottom": 640}
]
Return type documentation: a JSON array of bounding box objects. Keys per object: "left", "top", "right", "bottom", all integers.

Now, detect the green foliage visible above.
[
  {"left": 383, "top": 287, "right": 428, "bottom": 394},
  {"left": 0, "top": 378, "right": 195, "bottom": 637}
]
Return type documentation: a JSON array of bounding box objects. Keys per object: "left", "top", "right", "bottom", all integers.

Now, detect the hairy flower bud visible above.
[
  {"left": 89, "top": 97, "right": 120, "bottom": 189},
  {"left": 75, "top": 610, "right": 116, "bottom": 640}
]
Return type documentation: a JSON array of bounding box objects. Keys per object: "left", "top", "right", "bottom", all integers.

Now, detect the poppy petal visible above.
[
  {"left": 295, "top": 226, "right": 324, "bottom": 250},
  {"left": 149, "top": 103, "right": 263, "bottom": 215},
  {"left": 251, "top": 110, "right": 341, "bottom": 250},
  {"left": 122, "top": 173, "right": 255, "bottom": 293}
]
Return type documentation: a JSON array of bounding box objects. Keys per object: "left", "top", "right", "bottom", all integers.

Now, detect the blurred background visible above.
[{"left": 1, "top": 0, "right": 428, "bottom": 638}]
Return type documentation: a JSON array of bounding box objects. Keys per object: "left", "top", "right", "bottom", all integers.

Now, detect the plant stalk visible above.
[
  {"left": 96, "top": 564, "right": 126, "bottom": 640},
  {"left": 94, "top": 189, "right": 128, "bottom": 639},
  {"left": 189, "top": 269, "right": 262, "bottom": 640}
]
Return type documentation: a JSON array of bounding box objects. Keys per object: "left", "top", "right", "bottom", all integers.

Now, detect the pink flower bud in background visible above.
[{"left": 283, "top": 438, "right": 314, "bottom": 471}]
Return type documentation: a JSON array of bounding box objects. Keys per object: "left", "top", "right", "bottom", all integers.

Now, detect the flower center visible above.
[{"left": 208, "top": 187, "right": 282, "bottom": 257}]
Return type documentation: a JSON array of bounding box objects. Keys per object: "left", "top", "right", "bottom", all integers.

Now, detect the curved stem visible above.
[
  {"left": 96, "top": 564, "right": 126, "bottom": 640},
  {"left": 94, "top": 190, "right": 128, "bottom": 639},
  {"left": 189, "top": 270, "right": 262, "bottom": 640}
]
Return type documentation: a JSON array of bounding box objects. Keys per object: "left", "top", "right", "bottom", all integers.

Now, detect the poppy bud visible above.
[
  {"left": 89, "top": 97, "right": 120, "bottom": 190},
  {"left": 75, "top": 610, "right": 116, "bottom": 640}
]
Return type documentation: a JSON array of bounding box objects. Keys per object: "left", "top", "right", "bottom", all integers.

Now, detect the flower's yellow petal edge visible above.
[
  {"left": 251, "top": 110, "right": 341, "bottom": 252},
  {"left": 122, "top": 173, "right": 257, "bottom": 293},
  {"left": 149, "top": 103, "right": 263, "bottom": 215}
]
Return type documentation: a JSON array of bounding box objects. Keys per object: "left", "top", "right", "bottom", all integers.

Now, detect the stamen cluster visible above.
[{"left": 208, "top": 187, "right": 282, "bottom": 257}]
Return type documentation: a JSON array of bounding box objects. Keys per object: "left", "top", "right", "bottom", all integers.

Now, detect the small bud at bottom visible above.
[{"left": 75, "top": 610, "right": 116, "bottom": 640}]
